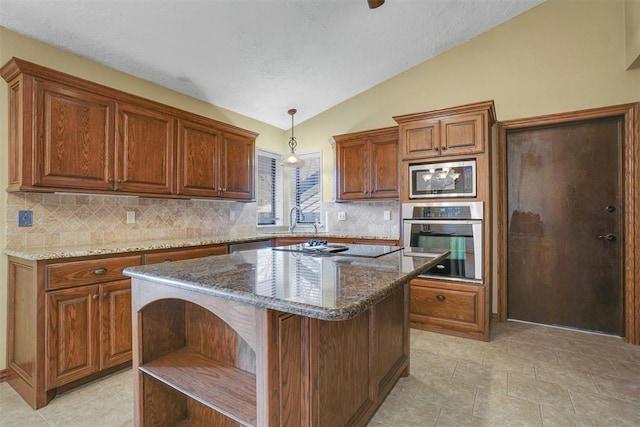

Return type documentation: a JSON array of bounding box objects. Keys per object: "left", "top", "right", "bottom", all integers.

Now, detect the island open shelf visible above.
[{"left": 136, "top": 297, "right": 258, "bottom": 426}]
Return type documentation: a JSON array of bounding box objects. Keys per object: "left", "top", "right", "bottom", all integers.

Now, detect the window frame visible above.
[{"left": 256, "top": 148, "right": 284, "bottom": 227}]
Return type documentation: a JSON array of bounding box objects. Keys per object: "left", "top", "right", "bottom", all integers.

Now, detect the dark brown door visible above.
[{"left": 506, "top": 116, "right": 623, "bottom": 335}]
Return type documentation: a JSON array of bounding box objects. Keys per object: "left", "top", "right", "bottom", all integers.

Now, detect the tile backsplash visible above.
[
  {"left": 5, "top": 193, "right": 400, "bottom": 249},
  {"left": 323, "top": 201, "right": 400, "bottom": 237}
]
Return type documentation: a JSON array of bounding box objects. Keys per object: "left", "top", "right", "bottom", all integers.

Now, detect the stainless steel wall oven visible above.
[{"left": 402, "top": 201, "right": 483, "bottom": 283}]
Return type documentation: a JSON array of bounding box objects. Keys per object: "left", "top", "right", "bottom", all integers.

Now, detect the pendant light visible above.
[{"left": 282, "top": 108, "right": 305, "bottom": 168}]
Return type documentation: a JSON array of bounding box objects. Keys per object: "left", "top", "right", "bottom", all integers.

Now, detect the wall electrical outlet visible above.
[
  {"left": 337, "top": 211, "right": 347, "bottom": 221},
  {"left": 126, "top": 211, "right": 136, "bottom": 224},
  {"left": 18, "top": 210, "right": 33, "bottom": 227},
  {"left": 384, "top": 210, "right": 391, "bottom": 221}
]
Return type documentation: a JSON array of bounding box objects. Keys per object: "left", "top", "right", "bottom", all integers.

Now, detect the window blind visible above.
[
  {"left": 289, "top": 152, "right": 322, "bottom": 225},
  {"left": 256, "top": 149, "right": 283, "bottom": 226}
]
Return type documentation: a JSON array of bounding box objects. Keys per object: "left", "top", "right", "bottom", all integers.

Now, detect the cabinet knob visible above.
[
  {"left": 108, "top": 178, "right": 115, "bottom": 183},
  {"left": 441, "top": 146, "right": 447, "bottom": 151},
  {"left": 118, "top": 179, "right": 124, "bottom": 184},
  {"left": 92, "top": 267, "right": 107, "bottom": 275},
  {"left": 222, "top": 188, "right": 227, "bottom": 192},
  {"left": 436, "top": 294, "right": 446, "bottom": 301},
  {"left": 434, "top": 147, "right": 439, "bottom": 152},
  {"left": 103, "top": 292, "right": 110, "bottom": 298},
  {"left": 92, "top": 294, "right": 99, "bottom": 300}
]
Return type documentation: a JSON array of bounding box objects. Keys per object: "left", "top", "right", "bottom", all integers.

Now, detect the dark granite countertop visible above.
[{"left": 124, "top": 247, "right": 447, "bottom": 321}]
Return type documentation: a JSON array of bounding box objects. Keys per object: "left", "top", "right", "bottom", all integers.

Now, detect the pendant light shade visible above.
[{"left": 282, "top": 108, "right": 305, "bottom": 168}]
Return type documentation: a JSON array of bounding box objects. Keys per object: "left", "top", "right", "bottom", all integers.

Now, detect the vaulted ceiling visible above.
[{"left": 0, "top": 0, "right": 543, "bottom": 129}]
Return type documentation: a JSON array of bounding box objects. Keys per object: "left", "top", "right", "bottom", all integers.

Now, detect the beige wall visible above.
[
  {"left": 295, "top": 0, "right": 639, "bottom": 204},
  {"left": 1, "top": 0, "right": 639, "bottom": 371},
  {"left": 626, "top": 0, "right": 640, "bottom": 69}
]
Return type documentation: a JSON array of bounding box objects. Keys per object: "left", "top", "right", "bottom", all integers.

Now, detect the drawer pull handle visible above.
[
  {"left": 436, "top": 264, "right": 445, "bottom": 270},
  {"left": 436, "top": 294, "right": 446, "bottom": 301},
  {"left": 92, "top": 294, "right": 99, "bottom": 300},
  {"left": 92, "top": 267, "right": 108, "bottom": 275},
  {"left": 163, "top": 259, "right": 173, "bottom": 263}
]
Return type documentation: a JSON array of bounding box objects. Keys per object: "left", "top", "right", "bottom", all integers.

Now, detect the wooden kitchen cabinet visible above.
[
  {"left": 32, "top": 79, "right": 116, "bottom": 191},
  {"left": 176, "top": 118, "right": 256, "bottom": 200},
  {"left": 410, "top": 277, "right": 488, "bottom": 340},
  {"left": 115, "top": 102, "right": 174, "bottom": 194},
  {"left": 46, "top": 279, "right": 132, "bottom": 388},
  {"left": 394, "top": 101, "right": 495, "bottom": 160},
  {"left": 334, "top": 126, "right": 399, "bottom": 201},
  {"left": 1, "top": 57, "right": 258, "bottom": 200},
  {"left": 144, "top": 244, "right": 228, "bottom": 264},
  {"left": 6, "top": 253, "right": 142, "bottom": 408}
]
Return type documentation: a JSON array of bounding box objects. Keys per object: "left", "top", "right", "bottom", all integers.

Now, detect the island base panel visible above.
[{"left": 133, "top": 278, "right": 410, "bottom": 426}]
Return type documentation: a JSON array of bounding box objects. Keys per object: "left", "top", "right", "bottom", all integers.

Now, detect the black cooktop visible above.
[{"left": 271, "top": 242, "right": 403, "bottom": 258}]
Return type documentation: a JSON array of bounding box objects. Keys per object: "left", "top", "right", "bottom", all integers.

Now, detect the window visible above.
[
  {"left": 256, "top": 149, "right": 283, "bottom": 226},
  {"left": 289, "top": 152, "right": 322, "bottom": 225}
]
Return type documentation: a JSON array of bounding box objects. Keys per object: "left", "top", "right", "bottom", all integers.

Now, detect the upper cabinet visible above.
[
  {"left": 333, "top": 126, "right": 399, "bottom": 201},
  {"left": 393, "top": 101, "right": 496, "bottom": 160},
  {"left": 1, "top": 57, "right": 258, "bottom": 200},
  {"left": 34, "top": 79, "right": 116, "bottom": 191},
  {"left": 219, "top": 131, "right": 255, "bottom": 200},
  {"left": 176, "top": 118, "right": 255, "bottom": 200},
  {"left": 116, "top": 103, "right": 174, "bottom": 195}
]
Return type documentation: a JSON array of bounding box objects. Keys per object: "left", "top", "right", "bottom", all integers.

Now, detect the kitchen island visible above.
[{"left": 124, "top": 245, "right": 447, "bottom": 426}]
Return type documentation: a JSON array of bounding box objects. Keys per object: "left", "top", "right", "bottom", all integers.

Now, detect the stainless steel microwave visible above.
[{"left": 408, "top": 160, "right": 476, "bottom": 199}]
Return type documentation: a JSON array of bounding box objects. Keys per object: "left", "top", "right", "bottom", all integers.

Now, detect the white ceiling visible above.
[{"left": 0, "top": 0, "right": 543, "bottom": 129}]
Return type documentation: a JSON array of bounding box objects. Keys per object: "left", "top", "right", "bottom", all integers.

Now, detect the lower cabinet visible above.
[
  {"left": 6, "top": 244, "right": 228, "bottom": 409},
  {"left": 410, "top": 277, "right": 489, "bottom": 341},
  {"left": 46, "top": 279, "right": 132, "bottom": 388}
]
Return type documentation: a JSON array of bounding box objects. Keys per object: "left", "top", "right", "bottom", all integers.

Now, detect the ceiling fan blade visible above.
[{"left": 368, "top": 0, "right": 385, "bottom": 9}]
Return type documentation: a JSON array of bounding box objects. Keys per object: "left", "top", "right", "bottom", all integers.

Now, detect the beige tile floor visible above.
[{"left": 1, "top": 321, "right": 639, "bottom": 426}]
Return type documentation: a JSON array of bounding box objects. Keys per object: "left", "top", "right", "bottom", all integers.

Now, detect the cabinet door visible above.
[
  {"left": 116, "top": 103, "right": 174, "bottom": 194},
  {"left": 46, "top": 285, "right": 100, "bottom": 388},
  {"left": 220, "top": 132, "right": 255, "bottom": 200},
  {"left": 400, "top": 119, "right": 440, "bottom": 159},
  {"left": 336, "top": 138, "right": 368, "bottom": 200},
  {"left": 440, "top": 112, "right": 484, "bottom": 156},
  {"left": 369, "top": 133, "right": 399, "bottom": 199},
  {"left": 101, "top": 280, "right": 132, "bottom": 369},
  {"left": 35, "top": 80, "right": 115, "bottom": 190},
  {"left": 176, "top": 118, "right": 221, "bottom": 197}
]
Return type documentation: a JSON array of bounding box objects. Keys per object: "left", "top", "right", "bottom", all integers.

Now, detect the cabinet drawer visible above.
[
  {"left": 411, "top": 284, "right": 478, "bottom": 324},
  {"left": 144, "top": 245, "right": 227, "bottom": 264},
  {"left": 46, "top": 255, "right": 142, "bottom": 290}
]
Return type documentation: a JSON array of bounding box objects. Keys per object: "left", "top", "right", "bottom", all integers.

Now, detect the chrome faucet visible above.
[{"left": 289, "top": 206, "right": 304, "bottom": 232}]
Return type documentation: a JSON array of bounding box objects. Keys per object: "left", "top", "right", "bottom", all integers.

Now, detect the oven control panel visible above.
[
  {"left": 412, "top": 206, "right": 471, "bottom": 219},
  {"left": 402, "top": 201, "right": 483, "bottom": 221}
]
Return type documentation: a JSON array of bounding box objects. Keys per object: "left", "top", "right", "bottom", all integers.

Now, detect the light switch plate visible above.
[
  {"left": 384, "top": 210, "right": 391, "bottom": 221},
  {"left": 126, "top": 211, "right": 136, "bottom": 224}
]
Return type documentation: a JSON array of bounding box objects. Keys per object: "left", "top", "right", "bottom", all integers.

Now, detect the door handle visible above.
[{"left": 598, "top": 233, "right": 617, "bottom": 241}]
